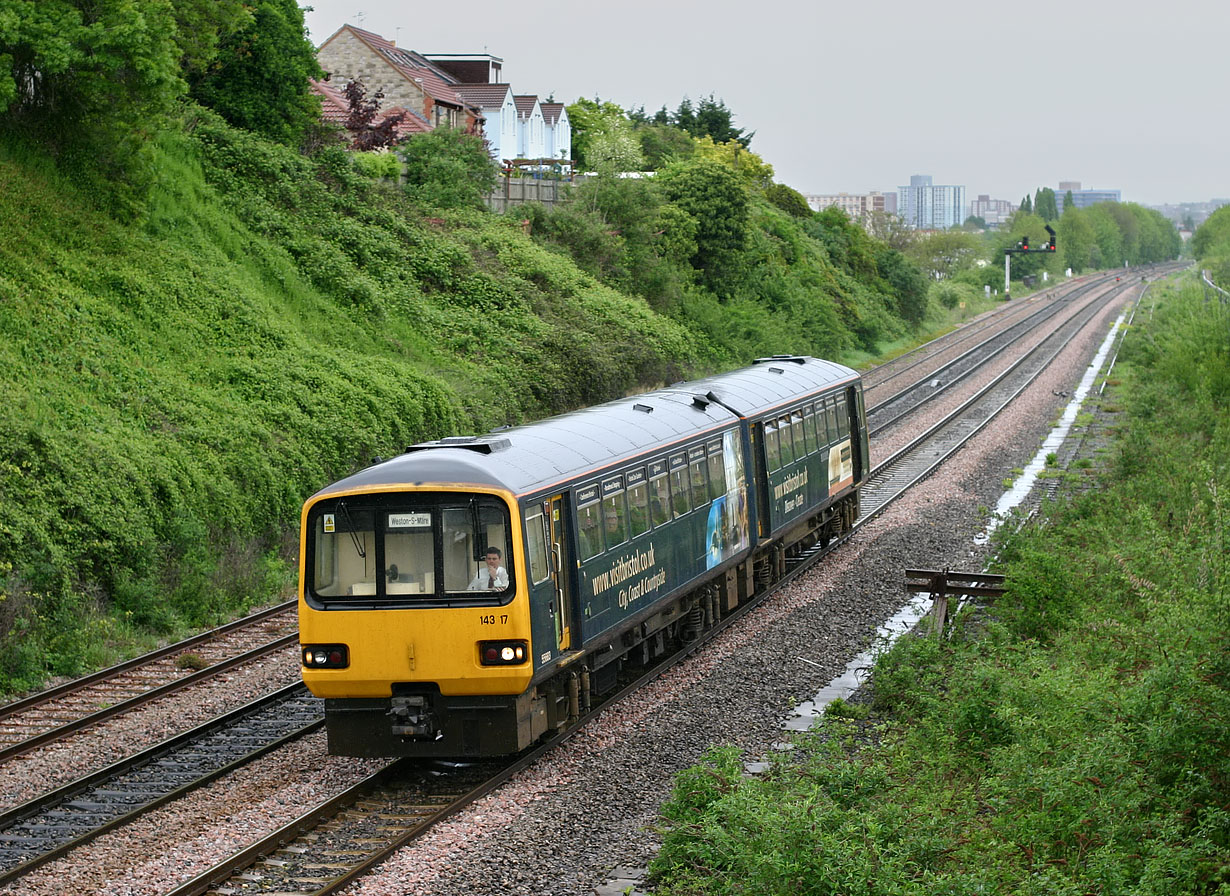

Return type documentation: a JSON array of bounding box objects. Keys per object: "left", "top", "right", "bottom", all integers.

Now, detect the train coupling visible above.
[{"left": 387, "top": 695, "right": 442, "bottom": 739}]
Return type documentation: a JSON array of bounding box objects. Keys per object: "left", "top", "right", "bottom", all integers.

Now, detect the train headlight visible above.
[
  {"left": 479, "top": 640, "right": 528, "bottom": 666},
  {"left": 301, "top": 644, "right": 349, "bottom": 669}
]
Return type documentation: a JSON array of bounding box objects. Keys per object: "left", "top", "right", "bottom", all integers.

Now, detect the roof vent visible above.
[
  {"left": 753, "top": 355, "right": 807, "bottom": 366},
  {"left": 633, "top": 403, "right": 653, "bottom": 413},
  {"left": 768, "top": 366, "right": 784, "bottom": 375},
  {"left": 691, "top": 395, "right": 710, "bottom": 410},
  {"left": 403, "top": 437, "right": 511, "bottom": 455}
]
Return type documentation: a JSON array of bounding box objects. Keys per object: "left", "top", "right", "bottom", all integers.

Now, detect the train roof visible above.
[{"left": 311, "top": 356, "right": 858, "bottom": 500}]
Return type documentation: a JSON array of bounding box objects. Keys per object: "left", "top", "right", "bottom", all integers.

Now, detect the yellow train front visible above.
[
  {"left": 299, "top": 356, "right": 869, "bottom": 758},
  {"left": 298, "top": 452, "right": 545, "bottom": 757}
]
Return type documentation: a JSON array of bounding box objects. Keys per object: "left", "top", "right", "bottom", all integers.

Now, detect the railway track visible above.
[
  {"left": 0, "top": 601, "right": 297, "bottom": 765},
  {"left": 0, "top": 684, "right": 321, "bottom": 888},
  {"left": 866, "top": 274, "right": 1120, "bottom": 436}
]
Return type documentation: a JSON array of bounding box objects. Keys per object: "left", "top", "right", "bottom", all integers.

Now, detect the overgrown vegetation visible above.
[
  {"left": 1191, "top": 204, "right": 1230, "bottom": 286},
  {"left": 0, "top": 111, "right": 703, "bottom": 690},
  {"left": 649, "top": 274, "right": 1229, "bottom": 894}
]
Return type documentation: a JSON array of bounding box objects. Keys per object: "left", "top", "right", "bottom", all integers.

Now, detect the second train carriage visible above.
[{"left": 298, "top": 356, "right": 869, "bottom": 757}]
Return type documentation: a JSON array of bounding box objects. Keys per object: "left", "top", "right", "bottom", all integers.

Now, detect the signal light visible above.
[
  {"left": 479, "top": 639, "right": 528, "bottom": 666},
  {"left": 1020, "top": 236, "right": 1029, "bottom": 251},
  {"left": 1048, "top": 236, "right": 1056, "bottom": 251}
]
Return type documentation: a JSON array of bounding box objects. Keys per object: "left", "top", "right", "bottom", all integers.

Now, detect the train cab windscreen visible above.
[{"left": 305, "top": 495, "right": 512, "bottom": 606}]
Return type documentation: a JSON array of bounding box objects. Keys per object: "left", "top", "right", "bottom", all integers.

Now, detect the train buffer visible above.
[{"left": 905, "top": 569, "right": 1006, "bottom": 638}]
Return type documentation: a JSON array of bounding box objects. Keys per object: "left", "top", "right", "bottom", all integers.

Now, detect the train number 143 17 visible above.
[{"left": 480, "top": 614, "right": 509, "bottom": 625}]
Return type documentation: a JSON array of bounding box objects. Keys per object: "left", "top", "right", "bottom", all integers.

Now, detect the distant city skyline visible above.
[{"left": 301, "top": 1, "right": 1228, "bottom": 208}]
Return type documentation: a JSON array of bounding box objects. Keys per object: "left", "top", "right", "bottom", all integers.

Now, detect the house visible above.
[
  {"left": 453, "top": 83, "right": 518, "bottom": 163},
  {"left": 540, "top": 102, "right": 571, "bottom": 165},
  {"left": 513, "top": 95, "right": 545, "bottom": 161},
  {"left": 315, "top": 25, "right": 483, "bottom": 136}
]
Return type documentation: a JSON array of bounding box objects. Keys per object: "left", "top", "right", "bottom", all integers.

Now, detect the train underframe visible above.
[{"left": 324, "top": 490, "right": 860, "bottom": 758}]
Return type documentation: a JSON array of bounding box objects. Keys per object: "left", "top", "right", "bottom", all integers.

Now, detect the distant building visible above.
[
  {"left": 805, "top": 192, "right": 888, "bottom": 220},
  {"left": 969, "top": 194, "right": 1015, "bottom": 227},
  {"left": 1149, "top": 198, "right": 1230, "bottom": 230},
  {"left": 1055, "top": 181, "right": 1122, "bottom": 214},
  {"left": 898, "top": 175, "right": 966, "bottom": 230}
]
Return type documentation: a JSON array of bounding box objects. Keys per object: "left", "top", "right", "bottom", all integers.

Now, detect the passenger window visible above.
[
  {"left": 525, "top": 509, "right": 550, "bottom": 584},
  {"left": 689, "top": 458, "right": 708, "bottom": 508},
  {"left": 628, "top": 482, "right": 650, "bottom": 537},
  {"left": 778, "top": 416, "right": 795, "bottom": 466},
  {"left": 577, "top": 503, "right": 602, "bottom": 561},
  {"left": 822, "top": 400, "right": 836, "bottom": 444},
  {"left": 801, "top": 409, "right": 816, "bottom": 456},
  {"left": 792, "top": 411, "right": 811, "bottom": 457},
  {"left": 765, "top": 423, "right": 780, "bottom": 471},
  {"left": 650, "top": 475, "right": 671, "bottom": 527},
  {"left": 835, "top": 395, "right": 849, "bottom": 438},
  {"left": 670, "top": 466, "right": 691, "bottom": 517},
  {"left": 602, "top": 494, "right": 628, "bottom": 550},
  {"left": 707, "top": 452, "right": 725, "bottom": 500}
]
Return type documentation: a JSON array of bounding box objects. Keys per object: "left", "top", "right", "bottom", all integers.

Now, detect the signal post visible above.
[{"left": 1004, "top": 224, "right": 1057, "bottom": 297}]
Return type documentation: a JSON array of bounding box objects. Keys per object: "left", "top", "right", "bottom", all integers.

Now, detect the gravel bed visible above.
[{"left": 1, "top": 288, "right": 1138, "bottom": 895}]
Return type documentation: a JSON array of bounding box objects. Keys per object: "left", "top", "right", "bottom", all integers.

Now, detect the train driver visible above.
[{"left": 467, "top": 547, "right": 509, "bottom": 591}]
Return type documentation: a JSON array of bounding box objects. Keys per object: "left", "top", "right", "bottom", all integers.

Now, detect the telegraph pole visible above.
[{"left": 1004, "top": 224, "right": 1057, "bottom": 298}]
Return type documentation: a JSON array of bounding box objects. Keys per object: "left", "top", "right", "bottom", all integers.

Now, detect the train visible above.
[{"left": 298, "top": 356, "right": 870, "bottom": 757}]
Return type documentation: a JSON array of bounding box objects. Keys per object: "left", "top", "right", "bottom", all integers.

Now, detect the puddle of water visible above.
[{"left": 769, "top": 313, "right": 1128, "bottom": 751}]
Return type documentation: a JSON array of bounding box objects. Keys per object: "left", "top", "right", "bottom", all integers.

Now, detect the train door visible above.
[
  {"left": 547, "top": 495, "right": 574, "bottom": 652},
  {"left": 849, "top": 385, "right": 870, "bottom": 482}
]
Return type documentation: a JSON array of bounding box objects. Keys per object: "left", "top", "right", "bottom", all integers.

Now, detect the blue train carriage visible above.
[
  {"left": 724, "top": 356, "right": 869, "bottom": 564},
  {"left": 297, "top": 356, "right": 867, "bottom": 758}
]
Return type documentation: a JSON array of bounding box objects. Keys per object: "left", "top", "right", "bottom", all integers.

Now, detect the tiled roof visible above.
[
  {"left": 453, "top": 83, "right": 514, "bottom": 108},
  {"left": 540, "top": 102, "right": 566, "bottom": 123},
  {"left": 308, "top": 80, "right": 432, "bottom": 139},
  {"left": 336, "top": 25, "right": 476, "bottom": 113},
  {"left": 514, "top": 95, "right": 539, "bottom": 116},
  {"left": 311, "top": 79, "right": 350, "bottom": 124}
]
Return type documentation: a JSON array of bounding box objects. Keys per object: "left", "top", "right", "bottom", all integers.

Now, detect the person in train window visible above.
[{"left": 467, "top": 547, "right": 508, "bottom": 590}]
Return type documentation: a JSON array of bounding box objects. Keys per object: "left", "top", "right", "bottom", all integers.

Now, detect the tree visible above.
[
  {"left": 189, "top": 0, "right": 323, "bottom": 147},
  {"left": 1019, "top": 194, "right": 1033, "bottom": 214},
  {"left": 692, "top": 94, "right": 752, "bottom": 147},
  {"left": 171, "top": 0, "right": 249, "bottom": 81},
  {"left": 656, "top": 160, "right": 749, "bottom": 296},
  {"left": 764, "top": 183, "right": 812, "bottom": 219},
  {"left": 0, "top": 0, "right": 184, "bottom": 199},
  {"left": 1057, "top": 206, "right": 1096, "bottom": 272},
  {"left": 565, "top": 97, "right": 628, "bottom": 170},
  {"left": 636, "top": 124, "right": 695, "bottom": 169},
  {"left": 398, "top": 126, "right": 497, "bottom": 209},
  {"left": 691, "top": 135, "right": 773, "bottom": 189},
  {"left": 342, "top": 79, "right": 406, "bottom": 151},
  {"left": 1034, "top": 187, "right": 1058, "bottom": 221},
  {"left": 905, "top": 231, "right": 983, "bottom": 281},
  {"left": 584, "top": 114, "right": 644, "bottom": 173}
]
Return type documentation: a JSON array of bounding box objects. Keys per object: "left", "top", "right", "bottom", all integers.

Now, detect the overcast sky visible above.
[{"left": 302, "top": 1, "right": 1227, "bottom": 207}]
